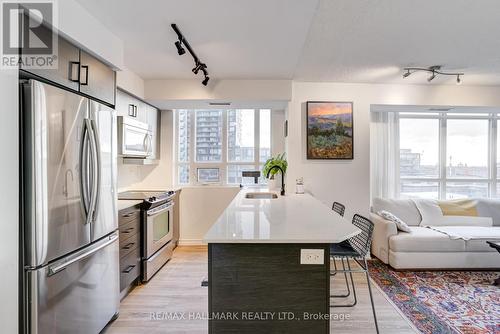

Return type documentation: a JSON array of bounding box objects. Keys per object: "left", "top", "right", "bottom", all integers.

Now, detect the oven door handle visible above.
[{"left": 147, "top": 202, "right": 174, "bottom": 216}]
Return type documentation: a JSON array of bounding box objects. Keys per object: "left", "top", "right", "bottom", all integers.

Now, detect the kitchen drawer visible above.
[
  {"left": 120, "top": 247, "right": 141, "bottom": 292},
  {"left": 119, "top": 208, "right": 141, "bottom": 226},
  {"left": 119, "top": 231, "right": 140, "bottom": 260},
  {"left": 119, "top": 218, "right": 140, "bottom": 242}
]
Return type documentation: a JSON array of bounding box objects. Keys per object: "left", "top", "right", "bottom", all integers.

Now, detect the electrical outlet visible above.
[{"left": 300, "top": 249, "right": 324, "bottom": 265}]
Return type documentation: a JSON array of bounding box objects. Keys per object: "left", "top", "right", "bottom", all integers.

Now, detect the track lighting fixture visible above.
[
  {"left": 171, "top": 23, "right": 210, "bottom": 86},
  {"left": 402, "top": 65, "right": 464, "bottom": 84}
]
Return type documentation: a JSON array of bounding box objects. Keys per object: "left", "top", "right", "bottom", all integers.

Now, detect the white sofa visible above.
[{"left": 370, "top": 198, "right": 500, "bottom": 270}]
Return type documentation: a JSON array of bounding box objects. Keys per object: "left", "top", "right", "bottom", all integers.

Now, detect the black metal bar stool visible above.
[
  {"left": 330, "top": 214, "right": 379, "bottom": 334},
  {"left": 332, "top": 201, "right": 346, "bottom": 217},
  {"left": 330, "top": 202, "right": 348, "bottom": 289}
]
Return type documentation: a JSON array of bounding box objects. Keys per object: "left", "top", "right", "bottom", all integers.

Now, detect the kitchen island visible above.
[{"left": 204, "top": 188, "right": 360, "bottom": 333}]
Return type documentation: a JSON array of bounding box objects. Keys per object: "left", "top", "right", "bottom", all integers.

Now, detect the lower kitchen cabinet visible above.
[{"left": 118, "top": 205, "right": 142, "bottom": 297}]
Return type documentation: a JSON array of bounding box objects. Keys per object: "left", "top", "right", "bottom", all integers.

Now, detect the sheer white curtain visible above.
[{"left": 370, "top": 111, "right": 399, "bottom": 200}]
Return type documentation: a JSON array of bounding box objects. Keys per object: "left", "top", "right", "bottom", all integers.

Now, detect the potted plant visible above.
[{"left": 262, "top": 153, "right": 287, "bottom": 191}]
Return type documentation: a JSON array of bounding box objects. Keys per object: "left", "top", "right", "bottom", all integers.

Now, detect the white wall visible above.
[
  {"left": 0, "top": 68, "right": 19, "bottom": 334},
  {"left": 145, "top": 79, "right": 291, "bottom": 109},
  {"left": 287, "top": 82, "right": 500, "bottom": 219},
  {"left": 179, "top": 187, "right": 240, "bottom": 244},
  {"left": 116, "top": 67, "right": 145, "bottom": 99},
  {"left": 57, "top": 0, "right": 124, "bottom": 69},
  {"left": 271, "top": 110, "right": 286, "bottom": 155}
]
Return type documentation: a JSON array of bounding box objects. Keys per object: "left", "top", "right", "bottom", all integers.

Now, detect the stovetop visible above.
[
  {"left": 118, "top": 190, "right": 175, "bottom": 209},
  {"left": 118, "top": 190, "right": 171, "bottom": 200}
]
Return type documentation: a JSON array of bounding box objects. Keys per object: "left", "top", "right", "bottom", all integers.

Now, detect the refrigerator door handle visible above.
[
  {"left": 89, "top": 119, "right": 101, "bottom": 222},
  {"left": 79, "top": 119, "right": 92, "bottom": 223},
  {"left": 47, "top": 233, "right": 118, "bottom": 276}
]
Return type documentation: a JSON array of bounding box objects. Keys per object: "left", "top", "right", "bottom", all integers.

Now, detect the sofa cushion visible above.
[
  {"left": 389, "top": 227, "right": 465, "bottom": 252},
  {"left": 372, "top": 198, "right": 422, "bottom": 226},
  {"left": 465, "top": 239, "right": 500, "bottom": 252},
  {"left": 476, "top": 199, "right": 500, "bottom": 226}
]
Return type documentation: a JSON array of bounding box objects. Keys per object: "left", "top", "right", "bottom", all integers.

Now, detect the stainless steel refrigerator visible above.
[{"left": 21, "top": 79, "right": 119, "bottom": 334}]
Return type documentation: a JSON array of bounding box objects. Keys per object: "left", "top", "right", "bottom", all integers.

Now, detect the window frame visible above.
[
  {"left": 397, "top": 111, "right": 497, "bottom": 199},
  {"left": 174, "top": 109, "right": 272, "bottom": 186}
]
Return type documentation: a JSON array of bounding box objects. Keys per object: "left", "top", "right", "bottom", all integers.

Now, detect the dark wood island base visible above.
[{"left": 208, "top": 243, "right": 331, "bottom": 333}]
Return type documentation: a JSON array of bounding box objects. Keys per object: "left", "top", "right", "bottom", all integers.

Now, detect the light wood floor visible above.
[{"left": 105, "top": 246, "right": 416, "bottom": 334}]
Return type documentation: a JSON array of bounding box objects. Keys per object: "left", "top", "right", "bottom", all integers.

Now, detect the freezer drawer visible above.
[{"left": 26, "top": 232, "right": 120, "bottom": 334}]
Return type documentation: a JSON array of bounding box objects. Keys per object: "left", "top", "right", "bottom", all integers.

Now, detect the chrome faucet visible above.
[{"left": 266, "top": 165, "right": 285, "bottom": 196}]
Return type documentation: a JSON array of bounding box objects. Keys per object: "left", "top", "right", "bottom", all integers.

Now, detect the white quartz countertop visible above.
[
  {"left": 203, "top": 188, "right": 360, "bottom": 243},
  {"left": 117, "top": 199, "right": 142, "bottom": 211}
]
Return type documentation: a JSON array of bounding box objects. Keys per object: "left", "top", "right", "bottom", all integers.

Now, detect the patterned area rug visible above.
[{"left": 368, "top": 260, "right": 500, "bottom": 334}]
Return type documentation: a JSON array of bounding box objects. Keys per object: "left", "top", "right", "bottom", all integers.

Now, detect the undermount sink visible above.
[{"left": 245, "top": 192, "right": 278, "bottom": 199}]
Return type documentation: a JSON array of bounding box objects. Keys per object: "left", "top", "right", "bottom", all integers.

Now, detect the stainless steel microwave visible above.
[{"left": 118, "top": 116, "right": 152, "bottom": 158}]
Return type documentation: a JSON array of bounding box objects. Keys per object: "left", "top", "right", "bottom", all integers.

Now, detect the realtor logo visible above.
[{"left": 1, "top": 0, "right": 58, "bottom": 69}]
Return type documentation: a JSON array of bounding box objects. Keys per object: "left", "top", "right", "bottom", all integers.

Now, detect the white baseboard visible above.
[{"left": 178, "top": 239, "right": 205, "bottom": 246}]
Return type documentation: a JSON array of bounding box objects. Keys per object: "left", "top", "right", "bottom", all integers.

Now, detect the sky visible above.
[{"left": 399, "top": 118, "right": 489, "bottom": 167}]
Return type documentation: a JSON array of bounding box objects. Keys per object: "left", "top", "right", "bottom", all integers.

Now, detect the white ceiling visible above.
[{"left": 77, "top": 0, "right": 500, "bottom": 85}]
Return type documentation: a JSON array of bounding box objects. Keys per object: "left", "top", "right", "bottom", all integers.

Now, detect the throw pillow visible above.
[{"left": 377, "top": 210, "right": 412, "bottom": 233}]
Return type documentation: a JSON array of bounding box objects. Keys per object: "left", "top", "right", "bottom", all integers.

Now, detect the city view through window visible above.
[
  {"left": 177, "top": 109, "right": 271, "bottom": 185},
  {"left": 398, "top": 114, "right": 495, "bottom": 199}
]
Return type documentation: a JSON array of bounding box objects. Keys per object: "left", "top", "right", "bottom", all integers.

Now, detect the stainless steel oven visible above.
[{"left": 145, "top": 201, "right": 174, "bottom": 258}]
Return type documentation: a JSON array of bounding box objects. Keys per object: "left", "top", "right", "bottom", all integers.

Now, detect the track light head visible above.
[
  {"left": 427, "top": 71, "right": 436, "bottom": 82},
  {"left": 175, "top": 40, "right": 185, "bottom": 55},
  {"left": 403, "top": 69, "right": 411, "bottom": 78},
  {"left": 202, "top": 76, "right": 210, "bottom": 86},
  {"left": 456, "top": 75, "right": 462, "bottom": 85}
]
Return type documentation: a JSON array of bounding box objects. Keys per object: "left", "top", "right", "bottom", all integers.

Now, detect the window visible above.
[
  {"left": 259, "top": 109, "right": 271, "bottom": 162},
  {"left": 175, "top": 109, "right": 273, "bottom": 185},
  {"left": 399, "top": 119, "right": 439, "bottom": 178},
  {"left": 227, "top": 109, "right": 254, "bottom": 162},
  {"left": 195, "top": 110, "right": 222, "bottom": 162},
  {"left": 394, "top": 111, "right": 497, "bottom": 199}
]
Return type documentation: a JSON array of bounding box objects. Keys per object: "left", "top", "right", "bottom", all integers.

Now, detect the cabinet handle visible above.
[
  {"left": 128, "top": 104, "right": 135, "bottom": 117},
  {"left": 134, "top": 105, "right": 138, "bottom": 117},
  {"left": 122, "top": 212, "right": 135, "bottom": 218},
  {"left": 68, "top": 61, "right": 80, "bottom": 82},
  {"left": 122, "top": 265, "right": 136, "bottom": 274},
  {"left": 122, "top": 242, "right": 135, "bottom": 250},
  {"left": 80, "top": 65, "right": 89, "bottom": 85},
  {"left": 122, "top": 227, "right": 135, "bottom": 233}
]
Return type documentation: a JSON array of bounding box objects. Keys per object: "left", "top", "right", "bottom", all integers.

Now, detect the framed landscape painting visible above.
[{"left": 306, "top": 101, "right": 353, "bottom": 159}]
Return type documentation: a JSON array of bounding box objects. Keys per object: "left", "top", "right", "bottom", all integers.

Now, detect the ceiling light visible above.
[
  {"left": 427, "top": 71, "right": 436, "bottom": 82},
  {"left": 174, "top": 40, "right": 185, "bottom": 55},
  {"left": 171, "top": 23, "right": 211, "bottom": 86},
  {"left": 403, "top": 66, "right": 464, "bottom": 84}
]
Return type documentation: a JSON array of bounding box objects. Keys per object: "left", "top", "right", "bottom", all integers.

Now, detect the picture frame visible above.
[{"left": 306, "top": 101, "right": 354, "bottom": 160}]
